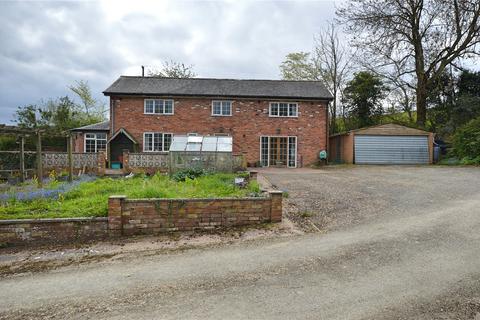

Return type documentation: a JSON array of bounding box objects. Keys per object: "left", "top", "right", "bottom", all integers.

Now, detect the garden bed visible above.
[{"left": 0, "top": 173, "right": 260, "bottom": 220}]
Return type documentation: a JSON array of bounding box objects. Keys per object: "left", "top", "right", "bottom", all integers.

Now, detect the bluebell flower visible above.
[{"left": 0, "top": 175, "right": 96, "bottom": 203}]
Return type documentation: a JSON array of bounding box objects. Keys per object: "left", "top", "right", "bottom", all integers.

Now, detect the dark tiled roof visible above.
[
  {"left": 70, "top": 121, "right": 110, "bottom": 132},
  {"left": 103, "top": 76, "right": 333, "bottom": 100}
]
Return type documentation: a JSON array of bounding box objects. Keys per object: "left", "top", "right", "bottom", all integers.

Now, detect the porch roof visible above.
[
  {"left": 70, "top": 121, "right": 110, "bottom": 132},
  {"left": 107, "top": 128, "right": 138, "bottom": 144}
]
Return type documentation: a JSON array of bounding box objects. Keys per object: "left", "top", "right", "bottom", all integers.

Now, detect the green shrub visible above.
[
  {"left": 172, "top": 168, "right": 205, "bottom": 182},
  {"left": 459, "top": 156, "right": 480, "bottom": 165},
  {"left": 0, "top": 136, "right": 17, "bottom": 151},
  {"left": 453, "top": 117, "right": 480, "bottom": 160},
  {"left": 438, "top": 157, "right": 460, "bottom": 165},
  {"left": 236, "top": 171, "right": 250, "bottom": 179}
]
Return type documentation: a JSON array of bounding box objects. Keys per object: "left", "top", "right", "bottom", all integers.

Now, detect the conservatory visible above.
[{"left": 169, "top": 135, "right": 242, "bottom": 173}]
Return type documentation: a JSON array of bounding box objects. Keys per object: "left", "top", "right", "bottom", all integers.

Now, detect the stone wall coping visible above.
[
  {"left": 123, "top": 196, "right": 269, "bottom": 203},
  {"left": 42, "top": 151, "right": 100, "bottom": 156},
  {"left": 268, "top": 190, "right": 284, "bottom": 195},
  {"left": 109, "top": 195, "right": 127, "bottom": 199},
  {"left": 129, "top": 152, "right": 169, "bottom": 155},
  {"left": 0, "top": 217, "right": 108, "bottom": 225}
]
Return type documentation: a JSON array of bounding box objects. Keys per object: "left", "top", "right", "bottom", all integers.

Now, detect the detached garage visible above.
[{"left": 329, "top": 124, "right": 434, "bottom": 164}]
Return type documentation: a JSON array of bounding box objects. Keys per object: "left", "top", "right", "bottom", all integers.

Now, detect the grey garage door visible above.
[{"left": 354, "top": 135, "right": 429, "bottom": 164}]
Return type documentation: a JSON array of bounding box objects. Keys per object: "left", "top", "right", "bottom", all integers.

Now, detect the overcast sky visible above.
[{"left": 0, "top": 0, "right": 340, "bottom": 123}]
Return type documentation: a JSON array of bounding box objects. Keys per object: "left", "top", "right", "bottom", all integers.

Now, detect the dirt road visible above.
[{"left": 1, "top": 166, "right": 480, "bottom": 319}]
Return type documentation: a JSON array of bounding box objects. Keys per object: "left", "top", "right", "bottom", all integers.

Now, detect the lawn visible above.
[{"left": 0, "top": 173, "right": 260, "bottom": 220}]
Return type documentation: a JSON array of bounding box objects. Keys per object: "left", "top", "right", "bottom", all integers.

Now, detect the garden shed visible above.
[
  {"left": 169, "top": 135, "right": 241, "bottom": 173},
  {"left": 329, "top": 123, "right": 434, "bottom": 164}
]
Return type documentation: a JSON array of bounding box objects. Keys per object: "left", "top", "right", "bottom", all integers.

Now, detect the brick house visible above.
[{"left": 72, "top": 76, "right": 332, "bottom": 168}]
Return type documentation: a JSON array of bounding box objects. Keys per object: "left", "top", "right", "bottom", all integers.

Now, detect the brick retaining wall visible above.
[
  {"left": 108, "top": 191, "right": 282, "bottom": 236},
  {"left": 0, "top": 217, "right": 108, "bottom": 246},
  {"left": 0, "top": 190, "right": 282, "bottom": 246}
]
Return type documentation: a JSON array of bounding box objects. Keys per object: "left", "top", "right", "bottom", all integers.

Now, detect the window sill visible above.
[{"left": 268, "top": 115, "right": 299, "bottom": 118}]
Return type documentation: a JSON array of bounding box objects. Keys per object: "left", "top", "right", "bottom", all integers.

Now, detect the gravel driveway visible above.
[
  {"left": 1, "top": 166, "right": 480, "bottom": 319},
  {"left": 261, "top": 165, "right": 480, "bottom": 231}
]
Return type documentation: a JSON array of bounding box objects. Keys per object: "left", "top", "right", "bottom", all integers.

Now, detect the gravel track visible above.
[
  {"left": 1, "top": 166, "right": 479, "bottom": 319},
  {"left": 262, "top": 165, "right": 480, "bottom": 231}
]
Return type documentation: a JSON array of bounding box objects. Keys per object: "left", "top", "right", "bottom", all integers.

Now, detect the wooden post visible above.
[
  {"left": 67, "top": 134, "right": 73, "bottom": 182},
  {"left": 19, "top": 135, "right": 25, "bottom": 183},
  {"left": 36, "top": 131, "right": 43, "bottom": 187}
]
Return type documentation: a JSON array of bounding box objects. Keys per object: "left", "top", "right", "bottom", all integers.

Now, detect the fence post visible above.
[
  {"left": 269, "top": 190, "right": 283, "bottom": 222},
  {"left": 108, "top": 195, "right": 126, "bottom": 236},
  {"left": 97, "top": 151, "right": 106, "bottom": 176},
  {"left": 67, "top": 134, "right": 73, "bottom": 182},
  {"left": 19, "top": 135, "right": 25, "bottom": 183},
  {"left": 36, "top": 131, "right": 43, "bottom": 187}
]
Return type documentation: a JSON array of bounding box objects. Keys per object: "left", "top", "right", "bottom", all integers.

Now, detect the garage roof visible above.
[{"left": 330, "top": 123, "right": 432, "bottom": 137}]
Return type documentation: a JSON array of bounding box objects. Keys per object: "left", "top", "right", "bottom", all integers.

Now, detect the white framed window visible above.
[
  {"left": 212, "top": 101, "right": 232, "bottom": 116},
  {"left": 269, "top": 102, "right": 298, "bottom": 117},
  {"left": 144, "top": 99, "right": 174, "bottom": 115},
  {"left": 143, "top": 132, "right": 173, "bottom": 152},
  {"left": 84, "top": 132, "right": 107, "bottom": 153}
]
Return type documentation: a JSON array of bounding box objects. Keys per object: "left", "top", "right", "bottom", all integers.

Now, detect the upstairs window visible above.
[
  {"left": 143, "top": 132, "right": 173, "bottom": 152},
  {"left": 269, "top": 102, "right": 298, "bottom": 117},
  {"left": 85, "top": 133, "right": 107, "bottom": 153},
  {"left": 212, "top": 101, "right": 232, "bottom": 116},
  {"left": 144, "top": 99, "right": 174, "bottom": 115}
]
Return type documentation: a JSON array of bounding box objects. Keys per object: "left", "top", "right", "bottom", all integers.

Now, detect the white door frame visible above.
[{"left": 259, "top": 135, "right": 297, "bottom": 168}]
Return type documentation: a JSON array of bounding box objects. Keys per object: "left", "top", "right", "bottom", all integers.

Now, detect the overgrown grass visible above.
[{"left": 0, "top": 173, "right": 261, "bottom": 220}]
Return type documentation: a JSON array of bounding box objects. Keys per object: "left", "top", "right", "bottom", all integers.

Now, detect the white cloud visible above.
[{"left": 0, "top": 0, "right": 337, "bottom": 123}]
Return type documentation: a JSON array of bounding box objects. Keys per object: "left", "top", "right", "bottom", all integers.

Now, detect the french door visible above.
[{"left": 260, "top": 136, "right": 297, "bottom": 168}]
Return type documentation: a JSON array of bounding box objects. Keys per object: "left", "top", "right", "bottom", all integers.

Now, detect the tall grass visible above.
[{"left": 0, "top": 173, "right": 260, "bottom": 220}]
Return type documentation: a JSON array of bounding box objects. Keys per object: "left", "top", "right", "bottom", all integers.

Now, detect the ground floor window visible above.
[
  {"left": 143, "top": 132, "right": 173, "bottom": 152},
  {"left": 84, "top": 132, "right": 107, "bottom": 153},
  {"left": 260, "top": 136, "right": 297, "bottom": 168}
]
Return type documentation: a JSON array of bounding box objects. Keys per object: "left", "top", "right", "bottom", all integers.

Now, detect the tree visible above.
[
  {"left": 279, "top": 25, "right": 353, "bottom": 133},
  {"left": 338, "top": 0, "right": 480, "bottom": 127},
  {"left": 14, "top": 104, "right": 49, "bottom": 130},
  {"left": 280, "top": 52, "right": 320, "bottom": 80},
  {"left": 148, "top": 60, "right": 196, "bottom": 78},
  {"left": 343, "top": 71, "right": 387, "bottom": 128},
  {"left": 69, "top": 80, "right": 106, "bottom": 119},
  {"left": 453, "top": 70, "right": 480, "bottom": 127},
  {"left": 426, "top": 70, "right": 457, "bottom": 135},
  {"left": 359, "top": 53, "right": 416, "bottom": 123},
  {"left": 452, "top": 116, "right": 480, "bottom": 162},
  {"left": 313, "top": 23, "right": 352, "bottom": 133},
  {"left": 427, "top": 69, "right": 480, "bottom": 137},
  {"left": 14, "top": 96, "right": 102, "bottom": 135}
]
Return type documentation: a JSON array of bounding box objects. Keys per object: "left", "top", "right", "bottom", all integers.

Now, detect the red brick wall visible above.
[
  {"left": 108, "top": 191, "right": 283, "bottom": 236},
  {"left": 72, "top": 133, "right": 84, "bottom": 152},
  {"left": 110, "top": 96, "right": 328, "bottom": 166},
  {"left": 0, "top": 192, "right": 282, "bottom": 246},
  {"left": 0, "top": 218, "right": 108, "bottom": 246}
]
